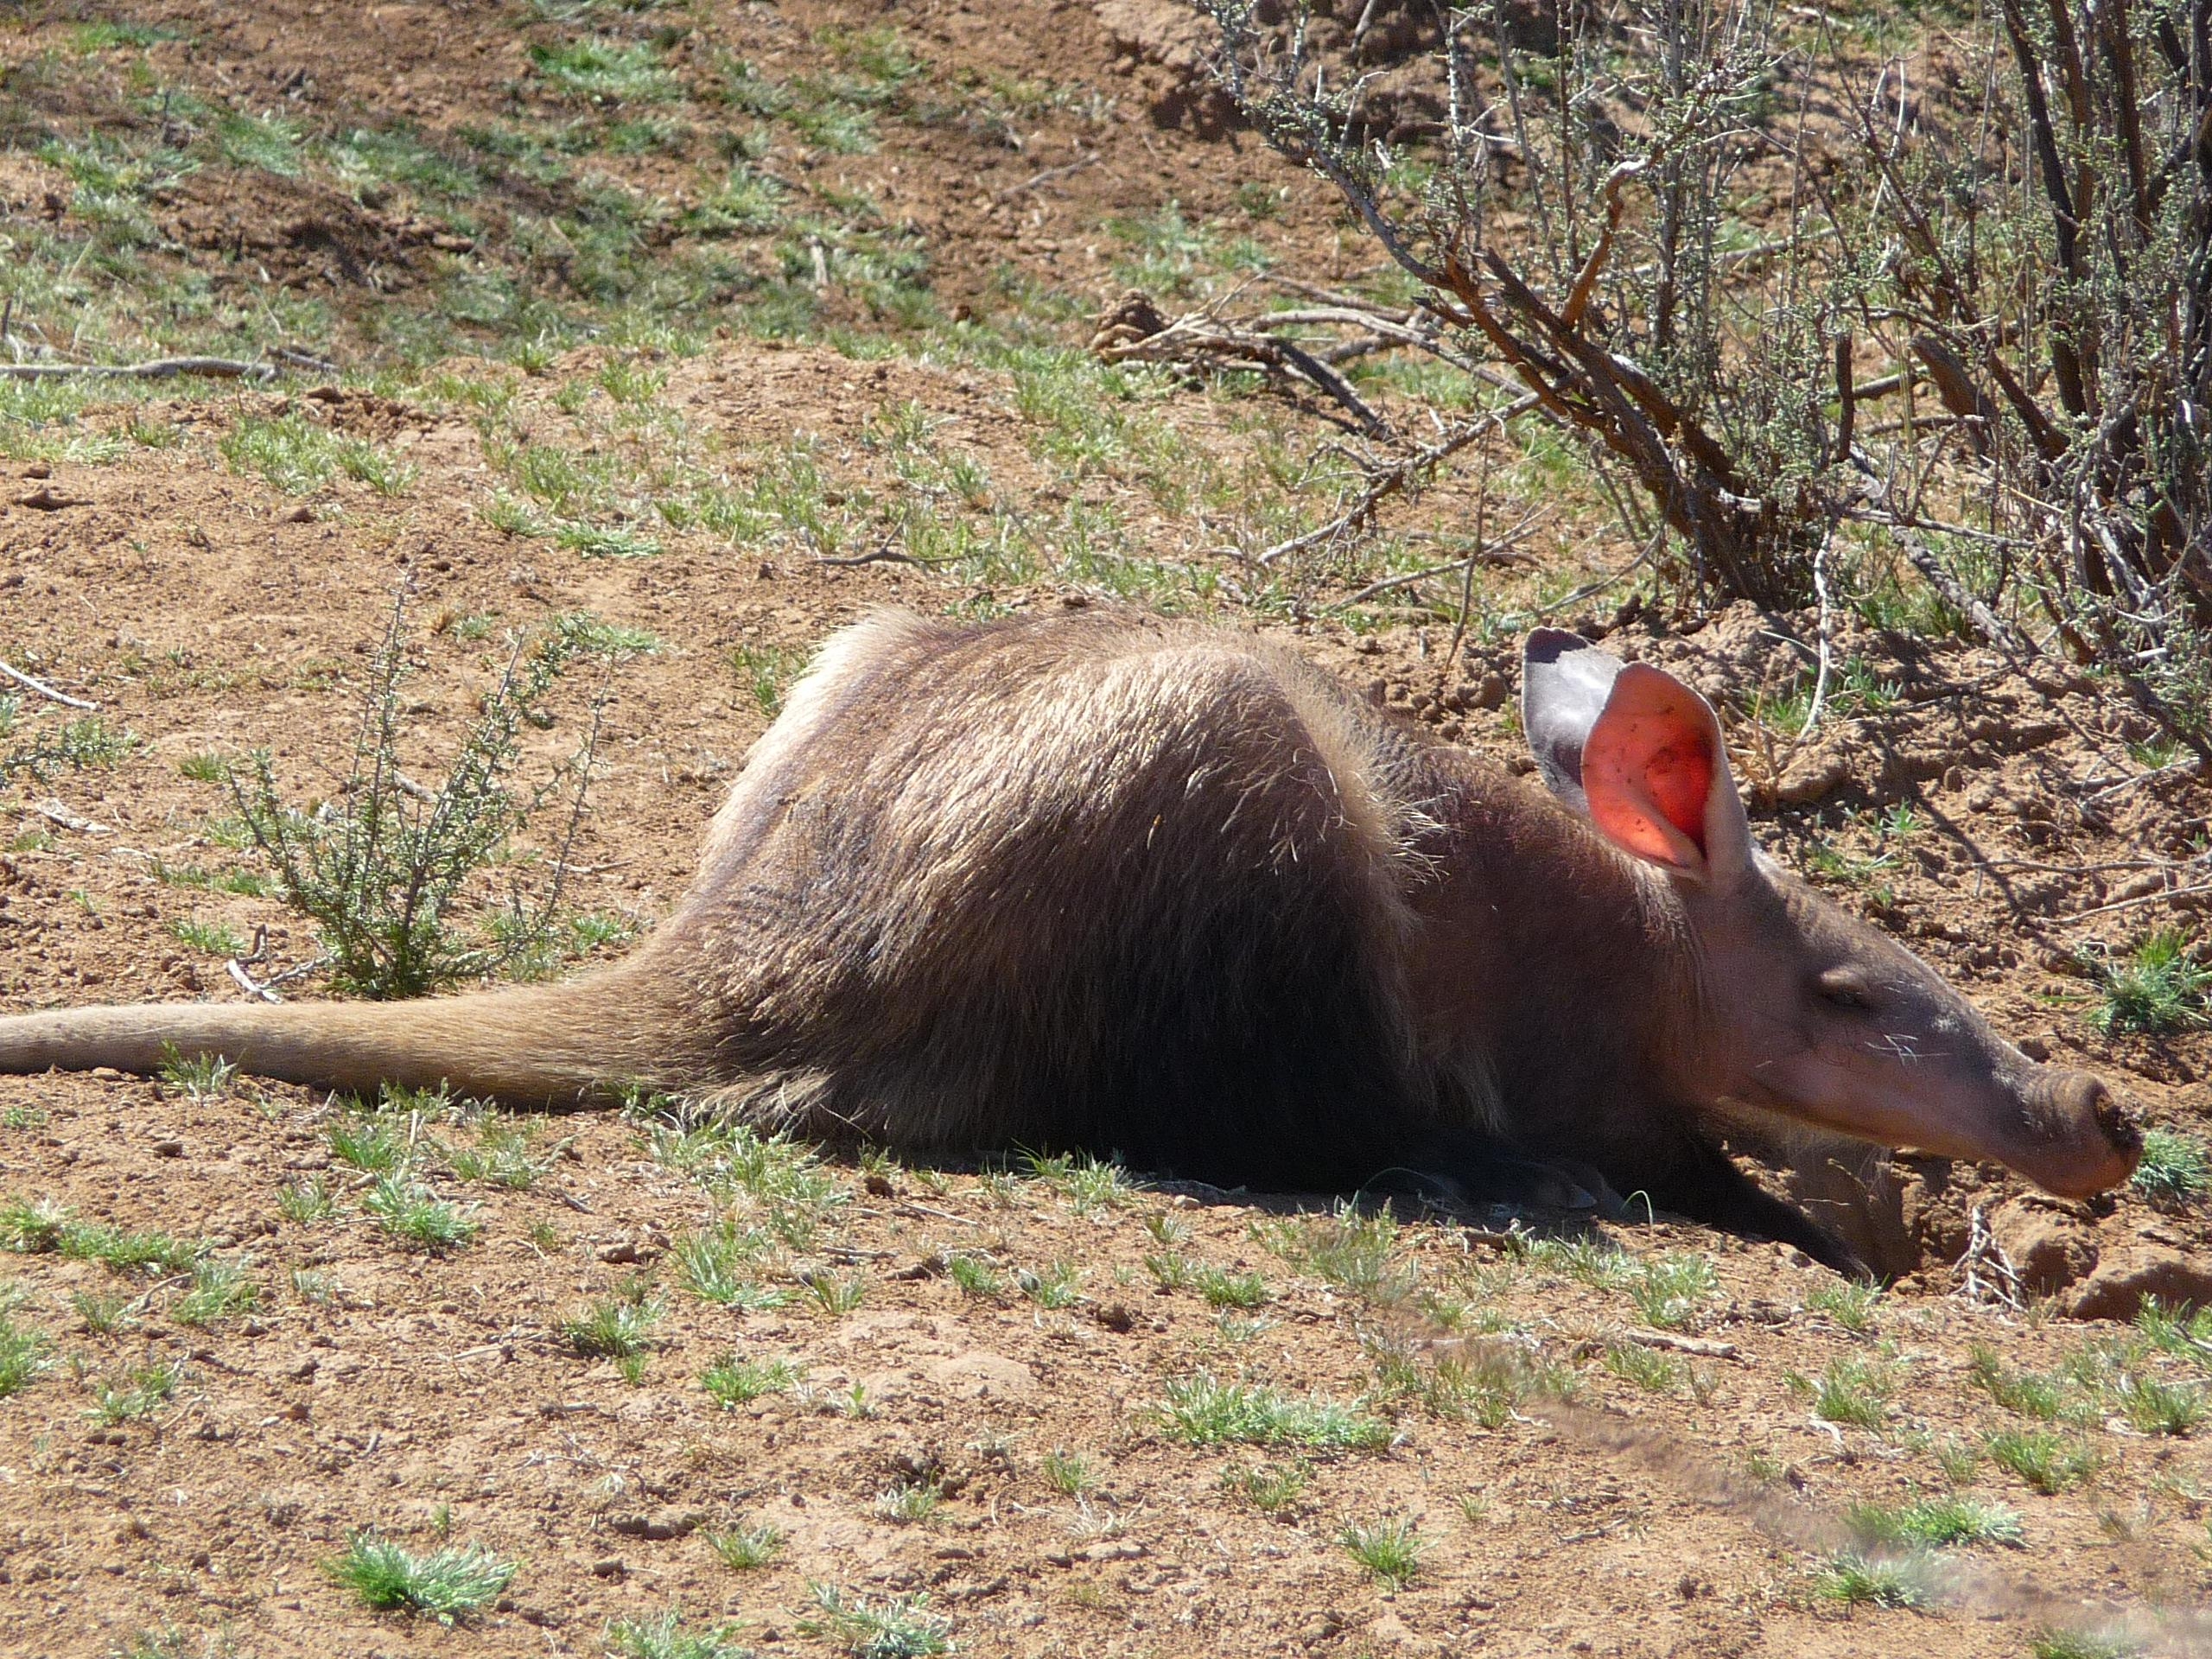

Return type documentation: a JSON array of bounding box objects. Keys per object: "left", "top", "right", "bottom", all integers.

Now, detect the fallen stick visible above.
[
  {"left": 0, "top": 659, "right": 99, "bottom": 709},
  {"left": 226, "top": 959, "right": 282, "bottom": 1004},
  {"left": 2060, "top": 881, "right": 2212, "bottom": 922},
  {"left": 0, "top": 355, "right": 277, "bottom": 383},
  {"left": 30, "top": 798, "right": 111, "bottom": 835},
  {"left": 1623, "top": 1328, "right": 1739, "bottom": 1359}
]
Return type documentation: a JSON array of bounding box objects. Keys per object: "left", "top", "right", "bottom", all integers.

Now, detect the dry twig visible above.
[
  {"left": 1091, "top": 292, "right": 1395, "bottom": 439},
  {"left": 0, "top": 659, "right": 99, "bottom": 709},
  {"left": 0, "top": 355, "right": 278, "bottom": 383}
]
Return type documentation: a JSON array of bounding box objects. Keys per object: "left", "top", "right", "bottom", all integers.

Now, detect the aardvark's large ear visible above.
[{"left": 1521, "top": 630, "right": 1752, "bottom": 884}]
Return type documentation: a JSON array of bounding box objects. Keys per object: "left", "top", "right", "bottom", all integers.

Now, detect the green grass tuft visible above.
[
  {"left": 561, "top": 1296, "right": 662, "bottom": 1359},
  {"left": 1808, "top": 1278, "right": 1882, "bottom": 1333},
  {"left": 799, "top": 1583, "right": 950, "bottom": 1658},
  {"left": 1848, "top": 1493, "right": 2024, "bottom": 1549},
  {"left": 705, "top": 1521, "right": 784, "bottom": 1570},
  {"left": 1786, "top": 1355, "right": 1892, "bottom": 1428},
  {"left": 2029, "top": 1628, "right": 2144, "bottom": 1659},
  {"left": 1815, "top": 1550, "right": 1932, "bottom": 1608},
  {"left": 2132, "top": 1128, "right": 2210, "bottom": 1205},
  {"left": 1158, "top": 1376, "right": 1389, "bottom": 1452},
  {"left": 363, "top": 1176, "right": 478, "bottom": 1251},
  {"left": 0, "top": 1310, "right": 53, "bottom": 1398},
  {"left": 1985, "top": 1427, "right": 2096, "bottom": 1494},
  {"left": 2087, "top": 929, "right": 2211, "bottom": 1035},
  {"left": 604, "top": 1608, "right": 750, "bottom": 1659},
  {"left": 1015, "top": 1261, "right": 1081, "bottom": 1310},
  {"left": 327, "top": 1532, "right": 516, "bottom": 1622},
  {"left": 88, "top": 1359, "right": 182, "bottom": 1425},
  {"left": 1041, "top": 1448, "right": 1095, "bottom": 1496},
  {"left": 175, "top": 1259, "right": 258, "bottom": 1327},
  {"left": 1339, "top": 1516, "right": 1423, "bottom": 1589},
  {"left": 1220, "top": 1459, "right": 1309, "bottom": 1512},
  {"left": 701, "top": 1353, "right": 800, "bottom": 1408},
  {"left": 1197, "top": 1268, "right": 1268, "bottom": 1309}
]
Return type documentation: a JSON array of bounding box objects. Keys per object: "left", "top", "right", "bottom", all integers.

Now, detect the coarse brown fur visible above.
[{"left": 0, "top": 607, "right": 2141, "bottom": 1271}]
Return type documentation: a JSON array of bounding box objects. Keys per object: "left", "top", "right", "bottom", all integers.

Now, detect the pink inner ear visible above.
[
  {"left": 1582, "top": 683, "right": 1719, "bottom": 869},
  {"left": 1641, "top": 733, "right": 1713, "bottom": 852}
]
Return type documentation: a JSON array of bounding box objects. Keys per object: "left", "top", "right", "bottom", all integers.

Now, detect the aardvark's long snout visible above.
[{"left": 2000, "top": 1068, "right": 2142, "bottom": 1199}]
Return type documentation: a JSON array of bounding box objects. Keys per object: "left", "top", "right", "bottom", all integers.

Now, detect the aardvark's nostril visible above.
[{"left": 2061, "top": 1071, "right": 2140, "bottom": 1154}]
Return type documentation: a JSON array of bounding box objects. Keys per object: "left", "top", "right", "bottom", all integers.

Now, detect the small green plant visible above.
[
  {"left": 157, "top": 1046, "right": 237, "bottom": 1101},
  {"left": 1967, "top": 1346, "right": 2088, "bottom": 1423},
  {"left": 46, "top": 1218, "right": 200, "bottom": 1276},
  {"left": 2132, "top": 1129, "right": 2211, "bottom": 1205},
  {"left": 327, "top": 1115, "right": 408, "bottom": 1174},
  {"left": 2087, "top": 930, "right": 2211, "bottom": 1036},
  {"left": 168, "top": 918, "right": 247, "bottom": 959},
  {"left": 701, "top": 1353, "right": 800, "bottom": 1408},
  {"left": 1787, "top": 1356, "right": 1892, "bottom": 1428},
  {"left": 799, "top": 1584, "right": 950, "bottom": 1658},
  {"left": 875, "top": 1475, "right": 943, "bottom": 1524},
  {"left": 705, "top": 1521, "right": 784, "bottom": 1570},
  {"left": 1020, "top": 1148, "right": 1137, "bottom": 1213},
  {"left": 230, "top": 599, "right": 637, "bottom": 1000},
  {"left": 1370, "top": 1342, "right": 1532, "bottom": 1427},
  {"left": 561, "top": 1296, "right": 662, "bottom": 1359},
  {"left": 1626, "top": 1253, "right": 1718, "bottom": 1330},
  {"left": 71, "top": 1289, "right": 137, "bottom": 1337},
  {"left": 804, "top": 1271, "right": 868, "bottom": 1314},
  {"left": 88, "top": 1359, "right": 182, "bottom": 1425},
  {"left": 2028, "top": 1628, "right": 2144, "bottom": 1659},
  {"left": 2136, "top": 1297, "right": 2212, "bottom": 1365},
  {"left": 363, "top": 1176, "right": 478, "bottom": 1251},
  {"left": 1604, "top": 1343, "right": 1682, "bottom": 1394},
  {"left": 336, "top": 438, "right": 418, "bottom": 498},
  {"left": 1259, "top": 1202, "right": 1411, "bottom": 1304},
  {"left": 1142, "top": 1211, "right": 1192, "bottom": 1248},
  {"left": 947, "top": 1255, "right": 1004, "bottom": 1299},
  {"left": 604, "top": 1608, "right": 749, "bottom": 1659},
  {"left": 530, "top": 35, "right": 677, "bottom": 103},
  {"left": 1848, "top": 1493, "right": 2024, "bottom": 1549},
  {"left": 1015, "top": 1261, "right": 1082, "bottom": 1310},
  {"left": 0, "top": 1196, "right": 70, "bottom": 1253},
  {"left": 1, "top": 715, "right": 138, "bottom": 781},
  {"left": 1808, "top": 1279, "right": 1882, "bottom": 1333},
  {"left": 1815, "top": 1551, "right": 1931, "bottom": 1608},
  {"left": 1042, "top": 1448, "right": 1095, "bottom": 1496},
  {"left": 1142, "top": 1251, "right": 1193, "bottom": 1291},
  {"left": 672, "top": 1225, "right": 787, "bottom": 1309},
  {"left": 220, "top": 411, "right": 339, "bottom": 495},
  {"left": 175, "top": 1259, "right": 258, "bottom": 1327},
  {"left": 447, "top": 1122, "right": 553, "bottom": 1189},
  {"left": 1985, "top": 1428, "right": 2097, "bottom": 1494},
  {"left": 0, "top": 1310, "right": 52, "bottom": 1398},
  {"left": 327, "top": 1531, "right": 516, "bottom": 1623},
  {"left": 2111, "top": 1371, "right": 2207, "bottom": 1437},
  {"left": 1197, "top": 1268, "right": 1268, "bottom": 1309},
  {"left": 277, "top": 1176, "right": 337, "bottom": 1224},
  {"left": 1220, "top": 1459, "right": 1309, "bottom": 1513},
  {"left": 731, "top": 643, "right": 804, "bottom": 715},
  {"left": 1339, "top": 1517, "right": 1423, "bottom": 1590},
  {"left": 1935, "top": 1437, "right": 1984, "bottom": 1486},
  {"left": 1158, "top": 1376, "right": 1389, "bottom": 1451}
]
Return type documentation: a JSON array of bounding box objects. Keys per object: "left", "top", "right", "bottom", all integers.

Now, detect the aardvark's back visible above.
[{"left": 652, "top": 606, "right": 1478, "bottom": 1189}]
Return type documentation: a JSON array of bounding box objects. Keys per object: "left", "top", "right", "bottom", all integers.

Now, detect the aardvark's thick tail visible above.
[{"left": 0, "top": 959, "right": 709, "bottom": 1107}]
